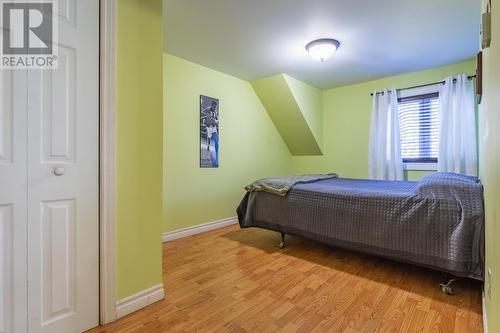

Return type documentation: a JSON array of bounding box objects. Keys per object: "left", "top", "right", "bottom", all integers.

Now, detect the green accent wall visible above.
[
  {"left": 163, "top": 54, "right": 292, "bottom": 232},
  {"left": 284, "top": 75, "right": 324, "bottom": 150},
  {"left": 116, "top": 0, "right": 164, "bottom": 299},
  {"left": 479, "top": 2, "right": 500, "bottom": 331},
  {"left": 251, "top": 74, "right": 323, "bottom": 155},
  {"left": 291, "top": 60, "right": 477, "bottom": 180}
]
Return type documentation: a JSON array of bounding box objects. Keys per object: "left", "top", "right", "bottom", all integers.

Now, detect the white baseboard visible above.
[
  {"left": 116, "top": 284, "right": 164, "bottom": 319},
  {"left": 162, "top": 216, "right": 238, "bottom": 242},
  {"left": 483, "top": 291, "right": 488, "bottom": 333}
]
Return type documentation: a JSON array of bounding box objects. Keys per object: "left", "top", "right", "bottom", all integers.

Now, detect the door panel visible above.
[
  {"left": 0, "top": 71, "right": 13, "bottom": 164},
  {"left": 56, "top": 0, "right": 76, "bottom": 28},
  {"left": 41, "top": 45, "right": 76, "bottom": 163},
  {"left": 40, "top": 200, "right": 76, "bottom": 326},
  {"left": 0, "top": 204, "right": 13, "bottom": 333},
  {"left": 27, "top": 1, "right": 99, "bottom": 332}
]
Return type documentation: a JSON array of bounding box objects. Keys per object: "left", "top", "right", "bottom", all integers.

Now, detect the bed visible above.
[{"left": 237, "top": 172, "right": 484, "bottom": 280}]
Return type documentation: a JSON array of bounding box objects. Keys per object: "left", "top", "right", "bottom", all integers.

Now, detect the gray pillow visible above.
[{"left": 416, "top": 172, "right": 481, "bottom": 199}]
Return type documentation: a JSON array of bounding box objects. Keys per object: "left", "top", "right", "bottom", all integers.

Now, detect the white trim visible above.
[
  {"left": 162, "top": 216, "right": 238, "bottom": 242},
  {"left": 116, "top": 284, "right": 165, "bottom": 319},
  {"left": 483, "top": 291, "right": 489, "bottom": 333},
  {"left": 403, "top": 162, "right": 437, "bottom": 171},
  {"left": 99, "top": 0, "right": 117, "bottom": 325}
]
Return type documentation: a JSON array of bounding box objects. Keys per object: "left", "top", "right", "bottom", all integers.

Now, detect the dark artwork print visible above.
[{"left": 200, "top": 95, "right": 219, "bottom": 168}]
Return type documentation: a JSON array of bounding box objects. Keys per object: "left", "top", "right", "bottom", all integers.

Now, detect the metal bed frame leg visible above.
[
  {"left": 279, "top": 232, "right": 286, "bottom": 249},
  {"left": 439, "top": 276, "right": 457, "bottom": 295}
]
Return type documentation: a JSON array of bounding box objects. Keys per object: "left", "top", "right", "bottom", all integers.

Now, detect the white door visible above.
[
  {"left": 0, "top": 0, "right": 99, "bottom": 332},
  {"left": 27, "top": 0, "right": 99, "bottom": 332}
]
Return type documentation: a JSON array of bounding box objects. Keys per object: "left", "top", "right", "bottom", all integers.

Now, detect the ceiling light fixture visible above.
[{"left": 305, "top": 38, "right": 341, "bottom": 62}]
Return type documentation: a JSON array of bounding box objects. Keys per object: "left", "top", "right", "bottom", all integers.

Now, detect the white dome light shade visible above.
[{"left": 305, "top": 38, "right": 341, "bottom": 62}]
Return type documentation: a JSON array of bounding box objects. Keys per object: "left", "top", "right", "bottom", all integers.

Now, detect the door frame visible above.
[{"left": 99, "top": 0, "right": 117, "bottom": 324}]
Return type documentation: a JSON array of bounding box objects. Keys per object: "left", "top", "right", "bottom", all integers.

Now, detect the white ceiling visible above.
[{"left": 164, "top": 0, "right": 479, "bottom": 89}]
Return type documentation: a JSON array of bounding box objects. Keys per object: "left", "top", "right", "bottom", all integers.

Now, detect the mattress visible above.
[{"left": 237, "top": 173, "right": 484, "bottom": 279}]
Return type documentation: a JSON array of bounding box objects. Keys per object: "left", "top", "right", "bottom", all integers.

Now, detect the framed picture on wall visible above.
[{"left": 200, "top": 95, "right": 220, "bottom": 168}]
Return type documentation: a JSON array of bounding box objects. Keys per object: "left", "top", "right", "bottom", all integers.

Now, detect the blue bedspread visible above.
[{"left": 237, "top": 173, "right": 484, "bottom": 279}]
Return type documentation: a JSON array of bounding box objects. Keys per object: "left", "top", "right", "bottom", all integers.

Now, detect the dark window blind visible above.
[{"left": 397, "top": 92, "right": 439, "bottom": 163}]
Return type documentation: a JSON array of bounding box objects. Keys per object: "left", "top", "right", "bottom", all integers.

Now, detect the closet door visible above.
[
  {"left": 26, "top": 1, "right": 99, "bottom": 332},
  {"left": 0, "top": 70, "right": 28, "bottom": 333}
]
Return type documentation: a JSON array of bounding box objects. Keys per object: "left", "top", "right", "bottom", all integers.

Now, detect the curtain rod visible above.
[{"left": 370, "top": 75, "right": 477, "bottom": 96}]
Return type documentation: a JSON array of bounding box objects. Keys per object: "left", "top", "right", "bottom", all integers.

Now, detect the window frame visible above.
[{"left": 397, "top": 86, "right": 440, "bottom": 171}]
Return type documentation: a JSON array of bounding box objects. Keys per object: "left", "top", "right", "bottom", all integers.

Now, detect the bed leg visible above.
[
  {"left": 279, "top": 232, "right": 286, "bottom": 249},
  {"left": 439, "top": 277, "right": 457, "bottom": 295}
]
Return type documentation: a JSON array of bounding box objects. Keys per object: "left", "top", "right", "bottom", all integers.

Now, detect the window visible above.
[{"left": 397, "top": 92, "right": 439, "bottom": 169}]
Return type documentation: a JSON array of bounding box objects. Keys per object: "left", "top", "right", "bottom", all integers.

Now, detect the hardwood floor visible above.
[{"left": 89, "top": 225, "right": 483, "bottom": 333}]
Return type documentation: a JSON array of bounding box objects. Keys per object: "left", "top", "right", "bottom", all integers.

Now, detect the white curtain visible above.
[
  {"left": 369, "top": 88, "right": 404, "bottom": 180},
  {"left": 438, "top": 75, "right": 477, "bottom": 176}
]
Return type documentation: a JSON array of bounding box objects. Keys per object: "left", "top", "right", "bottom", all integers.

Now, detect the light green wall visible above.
[
  {"left": 163, "top": 54, "right": 292, "bottom": 232},
  {"left": 479, "top": 1, "right": 500, "bottom": 331},
  {"left": 251, "top": 75, "right": 323, "bottom": 155},
  {"left": 292, "top": 59, "right": 477, "bottom": 180},
  {"left": 283, "top": 75, "right": 323, "bottom": 150},
  {"left": 116, "top": 0, "right": 164, "bottom": 299}
]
